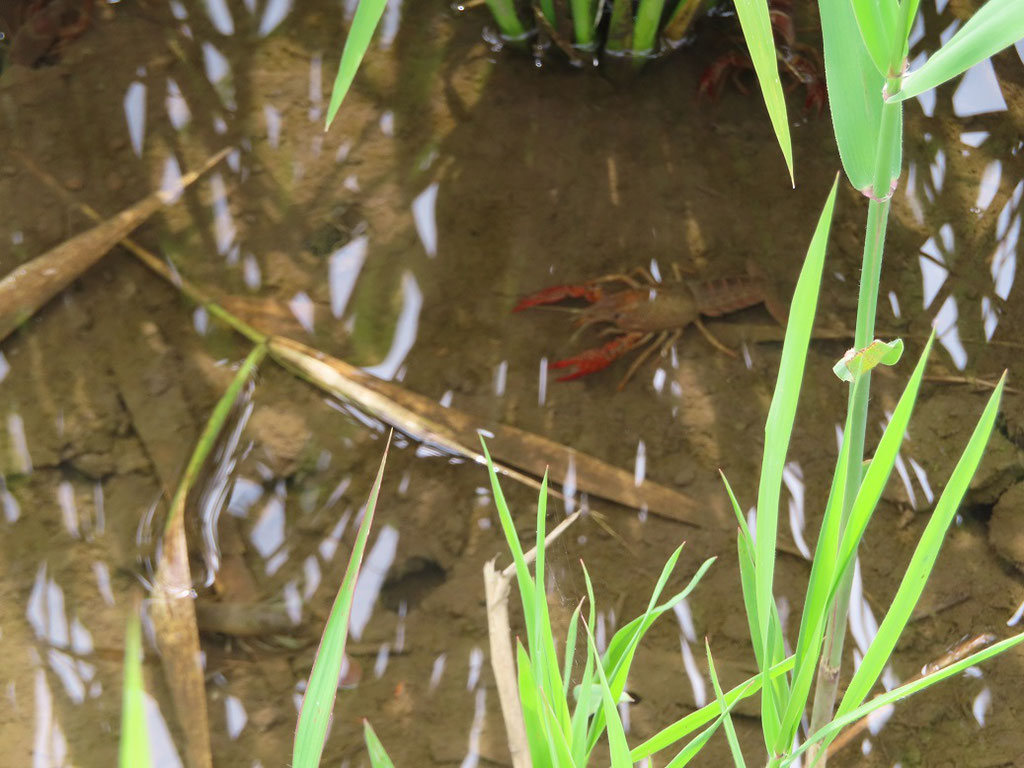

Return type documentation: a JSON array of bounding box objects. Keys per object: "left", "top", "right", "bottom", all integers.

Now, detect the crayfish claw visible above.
[{"left": 512, "top": 283, "right": 603, "bottom": 312}]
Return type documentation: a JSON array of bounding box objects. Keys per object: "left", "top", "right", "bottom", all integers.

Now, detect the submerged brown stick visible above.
[{"left": 0, "top": 148, "right": 229, "bottom": 343}]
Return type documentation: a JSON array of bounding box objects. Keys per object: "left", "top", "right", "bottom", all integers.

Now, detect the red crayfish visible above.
[{"left": 514, "top": 266, "right": 780, "bottom": 389}]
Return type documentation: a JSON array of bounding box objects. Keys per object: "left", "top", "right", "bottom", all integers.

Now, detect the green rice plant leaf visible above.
[
  {"left": 362, "top": 721, "right": 395, "bottom": 768},
  {"left": 775, "top": 431, "right": 851, "bottom": 747},
  {"left": 897, "top": 0, "right": 923, "bottom": 55},
  {"left": 482, "top": 441, "right": 539, "bottom": 656},
  {"left": 562, "top": 599, "right": 584, "bottom": 698},
  {"left": 119, "top": 609, "right": 151, "bottom": 768},
  {"left": 634, "top": 0, "right": 669, "bottom": 56},
  {"left": 570, "top": 566, "right": 599, "bottom": 764},
  {"left": 706, "top": 641, "right": 747, "bottom": 767},
  {"left": 583, "top": 619, "right": 632, "bottom": 767},
  {"left": 663, "top": 717, "right": 726, "bottom": 767},
  {"left": 538, "top": 0, "right": 557, "bottom": 25},
  {"left": 890, "top": 0, "right": 1024, "bottom": 101},
  {"left": 819, "top": 0, "right": 894, "bottom": 191},
  {"left": 791, "top": 631, "right": 1024, "bottom": 764},
  {"left": 293, "top": 438, "right": 390, "bottom": 768},
  {"left": 663, "top": 0, "right": 704, "bottom": 45},
  {"left": 325, "top": 0, "right": 389, "bottom": 129},
  {"left": 754, "top": 176, "right": 838, "bottom": 739},
  {"left": 631, "top": 656, "right": 795, "bottom": 761},
  {"left": 485, "top": 0, "right": 528, "bottom": 39},
  {"left": 850, "top": 0, "right": 900, "bottom": 76},
  {"left": 834, "top": 374, "right": 1006, "bottom": 722},
  {"left": 517, "top": 641, "right": 556, "bottom": 766},
  {"left": 733, "top": 0, "right": 794, "bottom": 183},
  {"left": 832, "top": 338, "right": 904, "bottom": 382}
]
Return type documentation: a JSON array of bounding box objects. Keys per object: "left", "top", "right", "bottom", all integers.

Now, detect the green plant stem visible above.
[
  {"left": 570, "top": 0, "right": 596, "bottom": 47},
  {"left": 807, "top": 97, "right": 899, "bottom": 765},
  {"left": 485, "top": 0, "right": 528, "bottom": 38},
  {"left": 633, "top": 0, "right": 668, "bottom": 58}
]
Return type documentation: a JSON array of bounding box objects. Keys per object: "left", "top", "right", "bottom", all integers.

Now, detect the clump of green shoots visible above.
[{"left": 481, "top": 0, "right": 706, "bottom": 63}]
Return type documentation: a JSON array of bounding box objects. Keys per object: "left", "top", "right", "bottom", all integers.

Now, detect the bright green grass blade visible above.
[
  {"left": 363, "top": 721, "right": 395, "bottom": 768},
  {"left": 119, "top": 609, "right": 151, "bottom": 768},
  {"left": 896, "top": 0, "right": 923, "bottom": 57},
  {"left": 733, "top": 0, "right": 794, "bottom": 184},
  {"left": 832, "top": 333, "right": 935, "bottom": 578},
  {"left": 775, "top": 431, "right": 852, "bottom": 746},
  {"left": 482, "top": 441, "right": 539, "bottom": 651},
  {"left": 890, "top": 0, "right": 1024, "bottom": 101},
  {"left": 850, "top": 0, "right": 900, "bottom": 76},
  {"left": 537, "top": 687, "right": 576, "bottom": 768},
  {"left": 634, "top": 0, "right": 669, "bottom": 56},
  {"left": 531, "top": 475, "right": 573, "bottom": 739},
  {"left": 570, "top": 567, "right": 599, "bottom": 763},
  {"left": 819, "top": 0, "right": 891, "bottom": 191},
  {"left": 293, "top": 439, "right": 390, "bottom": 767},
  {"left": 562, "top": 599, "right": 583, "bottom": 698},
  {"left": 518, "top": 641, "right": 554, "bottom": 767},
  {"left": 706, "top": 641, "right": 747, "bottom": 767},
  {"left": 630, "top": 656, "right": 795, "bottom": 761},
  {"left": 792, "top": 631, "right": 1024, "bottom": 765},
  {"left": 663, "top": 717, "right": 726, "bottom": 767},
  {"left": 754, "top": 176, "right": 838, "bottom": 738},
  {"left": 325, "top": 0, "right": 389, "bottom": 129},
  {"left": 570, "top": 0, "right": 598, "bottom": 47},
  {"left": 720, "top": 473, "right": 762, "bottom": 662},
  {"left": 835, "top": 375, "right": 1006, "bottom": 720},
  {"left": 583, "top": 620, "right": 632, "bottom": 767}
]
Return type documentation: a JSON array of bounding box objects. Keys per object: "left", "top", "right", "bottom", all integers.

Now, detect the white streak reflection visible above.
[
  {"left": 972, "top": 687, "right": 992, "bottom": 726},
  {"left": 93, "top": 562, "right": 115, "bottom": 606},
  {"left": 160, "top": 155, "right": 183, "bottom": 204},
  {"left": 429, "top": 653, "right": 447, "bottom": 691},
  {"left": 459, "top": 687, "right": 486, "bottom": 768},
  {"left": 33, "top": 668, "right": 67, "bottom": 768},
  {"left": 783, "top": 463, "right": 811, "bottom": 559},
  {"left": 466, "top": 646, "right": 484, "bottom": 691},
  {"left": 493, "top": 361, "right": 507, "bottom": 396},
  {"left": 288, "top": 292, "right": 315, "bottom": 333},
  {"left": 224, "top": 695, "right": 247, "bottom": 739},
  {"left": 934, "top": 295, "right": 968, "bottom": 370},
  {"left": 208, "top": 173, "right": 237, "bottom": 256},
  {"left": 953, "top": 60, "right": 1007, "bottom": 117},
  {"left": 201, "top": 43, "right": 236, "bottom": 110},
  {"left": 123, "top": 81, "right": 146, "bottom": 157},
  {"left": 379, "top": 0, "right": 403, "bottom": 49},
  {"left": 563, "top": 454, "right": 577, "bottom": 515},
  {"left": 307, "top": 53, "right": 323, "bottom": 122},
  {"left": 57, "top": 482, "right": 79, "bottom": 539},
  {"left": 412, "top": 183, "right": 440, "bottom": 257},
  {"left": 259, "top": 0, "right": 293, "bottom": 36},
  {"left": 204, "top": 0, "right": 234, "bottom": 34},
  {"left": 363, "top": 272, "right": 423, "bottom": 381},
  {"left": 250, "top": 484, "right": 286, "bottom": 558},
  {"left": 538, "top": 357, "right": 548, "bottom": 405},
  {"left": 907, "top": 457, "right": 934, "bottom": 505},
  {"left": 349, "top": 524, "right": 399, "bottom": 639},
  {"left": 264, "top": 105, "right": 282, "bottom": 148},
  {"left": 634, "top": 440, "right": 646, "bottom": 487},
  {"left": 328, "top": 236, "right": 368, "bottom": 318},
  {"left": 374, "top": 644, "right": 390, "bottom": 678},
  {"left": 976, "top": 161, "right": 1001, "bottom": 212},
  {"left": 672, "top": 599, "right": 696, "bottom": 643},
  {"left": 887, "top": 290, "right": 901, "bottom": 318},
  {"left": 165, "top": 79, "right": 191, "bottom": 130},
  {"left": 679, "top": 639, "right": 706, "bottom": 708}
]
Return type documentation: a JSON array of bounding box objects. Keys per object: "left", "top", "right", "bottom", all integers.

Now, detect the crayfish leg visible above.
[
  {"left": 617, "top": 330, "right": 672, "bottom": 390},
  {"left": 693, "top": 318, "right": 739, "bottom": 358}
]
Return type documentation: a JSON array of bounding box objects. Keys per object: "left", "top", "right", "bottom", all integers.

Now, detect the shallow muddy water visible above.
[{"left": 1, "top": 1, "right": 1023, "bottom": 766}]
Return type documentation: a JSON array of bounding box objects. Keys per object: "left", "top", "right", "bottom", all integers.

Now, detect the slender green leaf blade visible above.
[
  {"left": 293, "top": 439, "right": 390, "bottom": 767},
  {"left": 119, "top": 609, "right": 152, "bottom": 768},
  {"left": 584, "top": 620, "right": 632, "bottom": 767},
  {"left": 706, "top": 641, "right": 747, "bottom": 767},
  {"left": 517, "top": 641, "right": 554, "bottom": 766},
  {"left": 325, "top": 0, "right": 389, "bottom": 129},
  {"left": 733, "top": 0, "right": 794, "bottom": 183},
  {"left": 892, "top": 0, "right": 1024, "bottom": 101},
  {"left": 819, "top": 0, "right": 887, "bottom": 190},
  {"left": 754, "top": 176, "right": 838, "bottom": 739},
  {"left": 795, "top": 631, "right": 1024, "bottom": 762},
  {"left": 837, "top": 374, "right": 1006, "bottom": 718},
  {"left": 850, "top": 0, "right": 899, "bottom": 75},
  {"left": 363, "top": 721, "right": 395, "bottom": 768}
]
